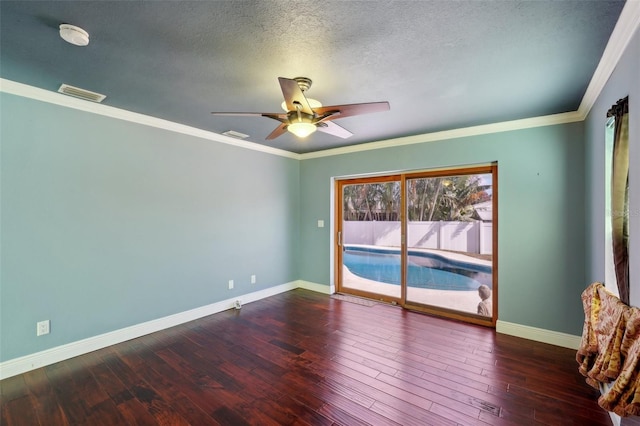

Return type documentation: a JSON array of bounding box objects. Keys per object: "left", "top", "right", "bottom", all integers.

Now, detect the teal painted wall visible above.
[
  {"left": 300, "top": 123, "right": 586, "bottom": 335},
  {"left": 585, "top": 27, "right": 639, "bottom": 307},
  {"left": 0, "top": 93, "right": 300, "bottom": 361},
  {"left": 7, "top": 26, "right": 638, "bottom": 361}
]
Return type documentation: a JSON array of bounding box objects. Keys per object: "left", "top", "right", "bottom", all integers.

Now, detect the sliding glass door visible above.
[
  {"left": 336, "top": 176, "right": 402, "bottom": 303},
  {"left": 405, "top": 168, "right": 495, "bottom": 323},
  {"left": 336, "top": 165, "right": 497, "bottom": 326}
]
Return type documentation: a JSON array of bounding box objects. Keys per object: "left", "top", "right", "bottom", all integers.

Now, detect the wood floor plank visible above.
[
  {"left": 0, "top": 289, "right": 625, "bottom": 425},
  {"left": 154, "top": 347, "right": 250, "bottom": 412},
  {"left": 275, "top": 394, "right": 335, "bottom": 426},
  {"left": 22, "top": 368, "right": 68, "bottom": 425},
  {"left": 44, "top": 361, "right": 96, "bottom": 424},
  {"left": 116, "top": 342, "right": 222, "bottom": 425},
  {"left": 100, "top": 350, "right": 191, "bottom": 425},
  {"left": 1, "top": 395, "right": 41, "bottom": 426},
  {"left": 77, "top": 349, "right": 159, "bottom": 425},
  {"left": 307, "top": 358, "right": 459, "bottom": 425},
  {"left": 0, "top": 374, "right": 28, "bottom": 402}
]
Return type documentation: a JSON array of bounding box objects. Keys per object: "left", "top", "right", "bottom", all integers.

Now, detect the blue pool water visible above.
[{"left": 343, "top": 246, "right": 492, "bottom": 291}]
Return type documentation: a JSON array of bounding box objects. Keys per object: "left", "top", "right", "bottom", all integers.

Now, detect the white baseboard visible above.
[
  {"left": 0, "top": 281, "right": 301, "bottom": 380},
  {"left": 496, "top": 320, "right": 582, "bottom": 349},
  {"left": 1, "top": 284, "right": 579, "bottom": 380},
  {"left": 297, "top": 280, "right": 333, "bottom": 294}
]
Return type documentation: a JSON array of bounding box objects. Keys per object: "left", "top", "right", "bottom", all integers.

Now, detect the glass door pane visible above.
[
  {"left": 405, "top": 173, "right": 494, "bottom": 319},
  {"left": 338, "top": 179, "right": 402, "bottom": 302}
]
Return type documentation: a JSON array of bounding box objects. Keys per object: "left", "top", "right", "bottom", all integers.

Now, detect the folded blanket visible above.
[
  {"left": 577, "top": 282, "right": 600, "bottom": 364},
  {"left": 577, "top": 282, "right": 624, "bottom": 383},
  {"left": 599, "top": 308, "right": 640, "bottom": 416},
  {"left": 577, "top": 282, "right": 640, "bottom": 416}
]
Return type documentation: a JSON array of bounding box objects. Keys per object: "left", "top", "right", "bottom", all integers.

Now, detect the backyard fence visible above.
[{"left": 343, "top": 220, "right": 492, "bottom": 255}]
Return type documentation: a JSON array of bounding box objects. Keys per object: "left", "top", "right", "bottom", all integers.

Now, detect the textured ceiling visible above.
[{"left": 0, "top": 1, "right": 626, "bottom": 154}]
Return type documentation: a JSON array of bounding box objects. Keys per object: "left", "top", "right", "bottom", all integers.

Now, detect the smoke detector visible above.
[{"left": 59, "top": 24, "right": 89, "bottom": 46}]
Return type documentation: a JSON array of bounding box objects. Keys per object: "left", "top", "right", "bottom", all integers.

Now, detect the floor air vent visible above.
[
  {"left": 331, "top": 294, "right": 379, "bottom": 307},
  {"left": 476, "top": 399, "right": 502, "bottom": 417},
  {"left": 58, "top": 84, "right": 106, "bottom": 103}
]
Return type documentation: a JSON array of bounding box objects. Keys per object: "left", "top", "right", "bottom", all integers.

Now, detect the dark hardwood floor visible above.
[{"left": 1, "top": 289, "right": 614, "bottom": 425}]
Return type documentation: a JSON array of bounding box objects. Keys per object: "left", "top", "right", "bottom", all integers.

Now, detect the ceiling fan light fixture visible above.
[{"left": 288, "top": 122, "right": 317, "bottom": 138}]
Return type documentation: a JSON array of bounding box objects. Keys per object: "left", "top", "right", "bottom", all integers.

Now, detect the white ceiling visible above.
[{"left": 0, "top": 1, "right": 627, "bottom": 154}]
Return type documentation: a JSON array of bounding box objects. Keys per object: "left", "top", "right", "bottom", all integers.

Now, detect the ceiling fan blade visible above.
[
  {"left": 278, "top": 77, "right": 313, "bottom": 114},
  {"left": 211, "top": 112, "right": 288, "bottom": 123},
  {"left": 266, "top": 123, "right": 289, "bottom": 140},
  {"left": 316, "top": 121, "right": 353, "bottom": 139},
  {"left": 213, "top": 81, "right": 387, "bottom": 141},
  {"left": 314, "top": 101, "right": 390, "bottom": 121}
]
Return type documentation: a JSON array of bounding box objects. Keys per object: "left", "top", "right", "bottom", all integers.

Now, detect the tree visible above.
[
  {"left": 407, "top": 174, "right": 490, "bottom": 221},
  {"left": 343, "top": 182, "right": 400, "bottom": 221},
  {"left": 344, "top": 174, "right": 490, "bottom": 222}
]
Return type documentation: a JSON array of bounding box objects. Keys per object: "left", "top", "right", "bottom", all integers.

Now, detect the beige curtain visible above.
[{"left": 608, "top": 97, "right": 629, "bottom": 304}]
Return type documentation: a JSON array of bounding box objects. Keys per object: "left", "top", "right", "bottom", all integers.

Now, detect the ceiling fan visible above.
[{"left": 211, "top": 77, "right": 390, "bottom": 140}]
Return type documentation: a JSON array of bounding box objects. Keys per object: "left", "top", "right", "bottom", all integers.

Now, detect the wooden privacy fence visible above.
[{"left": 343, "top": 221, "right": 493, "bottom": 255}]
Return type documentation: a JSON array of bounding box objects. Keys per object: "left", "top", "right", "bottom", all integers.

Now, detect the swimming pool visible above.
[{"left": 343, "top": 246, "right": 492, "bottom": 291}]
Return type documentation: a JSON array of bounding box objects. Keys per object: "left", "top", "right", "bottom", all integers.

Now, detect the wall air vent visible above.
[
  {"left": 222, "top": 130, "right": 249, "bottom": 140},
  {"left": 57, "top": 84, "right": 106, "bottom": 103}
]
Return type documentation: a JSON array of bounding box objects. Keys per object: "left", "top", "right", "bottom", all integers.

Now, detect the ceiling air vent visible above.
[
  {"left": 222, "top": 130, "right": 249, "bottom": 140},
  {"left": 57, "top": 84, "right": 106, "bottom": 103}
]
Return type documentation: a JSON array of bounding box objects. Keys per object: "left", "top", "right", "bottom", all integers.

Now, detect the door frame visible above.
[
  {"left": 402, "top": 164, "right": 498, "bottom": 327},
  {"left": 335, "top": 174, "right": 402, "bottom": 304},
  {"left": 334, "top": 163, "right": 498, "bottom": 327}
]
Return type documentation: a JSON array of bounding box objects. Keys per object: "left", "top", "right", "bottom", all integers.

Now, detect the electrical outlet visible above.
[
  {"left": 251, "top": 275, "right": 256, "bottom": 284},
  {"left": 37, "top": 320, "right": 50, "bottom": 336},
  {"left": 228, "top": 280, "right": 234, "bottom": 289}
]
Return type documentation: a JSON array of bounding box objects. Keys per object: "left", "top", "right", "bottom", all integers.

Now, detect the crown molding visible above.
[
  {"left": 0, "top": 78, "right": 585, "bottom": 162},
  {"left": 1, "top": 76, "right": 581, "bottom": 162},
  {"left": 3, "top": 0, "right": 638, "bottom": 163},
  {"left": 299, "top": 111, "right": 583, "bottom": 160},
  {"left": 577, "top": 0, "right": 640, "bottom": 118},
  {"left": 0, "top": 79, "right": 301, "bottom": 160}
]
